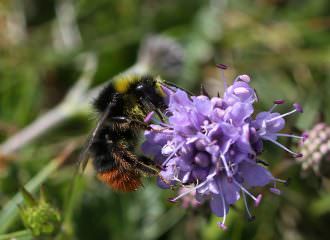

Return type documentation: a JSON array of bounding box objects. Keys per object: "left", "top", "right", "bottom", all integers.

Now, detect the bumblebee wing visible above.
[
  {"left": 78, "top": 134, "right": 94, "bottom": 172},
  {"left": 78, "top": 99, "right": 117, "bottom": 171}
]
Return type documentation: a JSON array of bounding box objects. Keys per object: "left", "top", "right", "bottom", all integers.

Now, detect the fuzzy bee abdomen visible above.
[{"left": 98, "top": 170, "right": 142, "bottom": 192}]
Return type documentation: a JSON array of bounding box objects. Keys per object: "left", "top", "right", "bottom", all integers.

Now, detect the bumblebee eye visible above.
[
  {"left": 136, "top": 85, "right": 144, "bottom": 91},
  {"left": 135, "top": 84, "right": 145, "bottom": 95}
]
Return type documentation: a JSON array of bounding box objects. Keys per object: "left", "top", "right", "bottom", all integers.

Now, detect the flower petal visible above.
[
  {"left": 210, "top": 194, "right": 229, "bottom": 217},
  {"left": 239, "top": 161, "right": 273, "bottom": 187}
]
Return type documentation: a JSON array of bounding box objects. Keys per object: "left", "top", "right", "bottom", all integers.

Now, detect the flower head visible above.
[
  {"left": 142, "top": 67, "right": 303, "bottom": 229},
  {"left": 298, "top": 123, "right": 330, "bottom": 177}
]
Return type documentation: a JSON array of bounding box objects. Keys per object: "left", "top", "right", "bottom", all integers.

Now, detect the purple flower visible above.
[
  {"left": 142, "top": 67, "right": 304, "bottom": 229},
  {"left": 223, "top": 76, "right": 257, "bottom": 106}
]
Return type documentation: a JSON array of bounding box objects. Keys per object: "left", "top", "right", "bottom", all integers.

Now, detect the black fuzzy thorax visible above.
[{"left": 93, "top": 75, "right": 156, "bottom": 116}]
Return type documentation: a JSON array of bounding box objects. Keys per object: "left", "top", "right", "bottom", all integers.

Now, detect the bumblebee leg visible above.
[
  {"left": 138, "top": 156, "right": 155, "bottom": 166},
  {"left": 111, "top": 116, "right": 151, "bottom": 130},
  {"left": 112, "top": 144, "right": 158, "bottom": 176},
  {"left": 126, "top": 154, "right": 158, "bottom": 176},
  {"left": 137, "top": 156, "right": 159, "bottom": 175},
  {"left": 154, "top": 109, "right": 165, "bottom": 122},
  {"left": 139, "top": 156, "right": 172, "bottom": 185}
]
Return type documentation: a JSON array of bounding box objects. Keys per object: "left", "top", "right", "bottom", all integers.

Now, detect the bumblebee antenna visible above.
[{"left": 163, "top": 81, "right": 194, "bottom": 96}]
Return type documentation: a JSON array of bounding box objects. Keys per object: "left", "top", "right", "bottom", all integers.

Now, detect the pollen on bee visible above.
[{"left": 98, "top": 170, "right": 142, "bottom": 192}]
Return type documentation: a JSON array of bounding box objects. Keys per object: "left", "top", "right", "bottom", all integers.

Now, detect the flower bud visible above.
[
  {"left": 18, "top": 187, "right": 61, "bottom": 237},
  {"left": 298, "top": 123, "right": 330, "bottom": 177}
]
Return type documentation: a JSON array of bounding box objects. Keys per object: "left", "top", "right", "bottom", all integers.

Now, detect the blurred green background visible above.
[{"left": 0, "top": 0, "right": 330, "bottom": 239}]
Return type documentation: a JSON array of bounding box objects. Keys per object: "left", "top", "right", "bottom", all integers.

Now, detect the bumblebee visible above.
[{"left": 81, "top": 75, "right": 170, "bottom": 192}]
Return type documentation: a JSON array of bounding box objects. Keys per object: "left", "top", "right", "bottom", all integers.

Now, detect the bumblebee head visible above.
[{"left": 134, "top": 75, "right": 167, "bottom": 111}]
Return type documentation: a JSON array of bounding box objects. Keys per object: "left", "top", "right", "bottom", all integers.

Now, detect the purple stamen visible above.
[
  {"left": 269, "top": 105, "right": 277, "bottom": 113},
  {"left": 168, "top": 198, "right": 177, "bottom": 203},
  {"left": 169, "top": 188, "right": 193, "bottom": 202},
  {"left": 169, "top": 172, "right": 218, "bottom": 202},
  {"left": 254, "top": 194, "right": 262, "bottom": 207},
  {"left": 263, "top": 136, "right": 300, "bottom": 156},
  {"left": 216, "top": 63, "right": 228, "bottom": 70},
  {"left": 218, "top": 183, "right": 227, "bottom": 229},
  {"left": 242, "top": 191, "right": 253, "bottom": 220},
  {"left": 217, "top": 222, "right": 227, "bottom": 230},
  {"left": 162, "top": 142, "right": 185, "bottom": 166},
  {"left": 144, "top": 111, "right": 155, "bottom": 123},
  {"left": 302, "top": 132, "right": 309, "bottom": 142},
  {"left": 269, "top": 100, "right": 285, "bottom": 112},
  {"left": 270, "top": 188, "right": 281, "bottom": 195},
  {"left": 169, "top": 189, "right": 194, "bottom": 202},
  {"left": 284, "top": 178, "right": 291, "bottom": 186},
  {"left": 274, "top": 178, "right": 289, "bottom": 185},
  {"left": 274, "top": 99, "right": 285, "bottom": 105},
  {"left": 294, "top": 153, "right": 303, "bottom": 158},
  {"left": 220, "top": 155, "right": 233, "bottom": 178},
  {"left": 234, "top": 180, "right": 260, "bottom": 204},
  {"left": 266, "top": 108, "right": 297, "bottom": 123},
  {"left": 276, "top": 133, "right": 304, "bottom": 139},
  {"left": 293, "top": 103, "right": 303, "bottom": 113}
]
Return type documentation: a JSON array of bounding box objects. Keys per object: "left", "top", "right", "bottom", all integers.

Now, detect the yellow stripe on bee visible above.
[{"left": 113, "top": 75, "right": 138, "bottom": 93}]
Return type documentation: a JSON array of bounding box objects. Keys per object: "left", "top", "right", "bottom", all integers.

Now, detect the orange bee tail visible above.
[{"left": 98, "top": 170, "right": 142, "bottom": 192}]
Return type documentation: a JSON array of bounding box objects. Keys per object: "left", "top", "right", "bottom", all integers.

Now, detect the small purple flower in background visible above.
[
  {"left": 177, "top": 188, "right": 200, "bottom": 208},
  {"left": 142, "top": 65, "right": 304, "bottom": 229}
]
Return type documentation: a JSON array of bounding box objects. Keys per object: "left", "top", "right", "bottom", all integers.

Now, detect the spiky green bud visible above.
[{"left": 18, "top": 187, "right": 61, "bottom": 237}]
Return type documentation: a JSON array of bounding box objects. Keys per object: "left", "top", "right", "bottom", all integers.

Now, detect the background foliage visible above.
[{"left": 0, "top": 0, "right": 329, "bottom": 239}]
